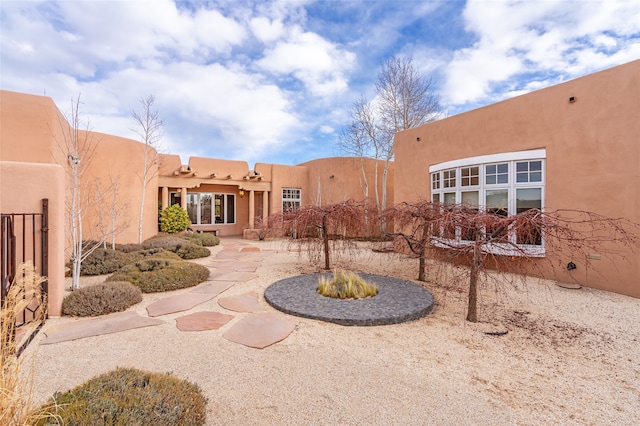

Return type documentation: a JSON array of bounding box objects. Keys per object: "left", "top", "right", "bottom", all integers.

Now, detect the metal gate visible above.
[{"left": 1, "top": 199, "right": 49, "bottom": 356}]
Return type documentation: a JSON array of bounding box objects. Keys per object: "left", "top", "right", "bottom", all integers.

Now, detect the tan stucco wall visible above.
[
  {"left": 81, "top": 131, "right": 159, "bottom": 244},
  {"left": 0, "top": 161, "right": 65, "bottom": 317},
  {"left": 299, "top": 156, "right": 394, "bottom": 207},
  {"left": 394, "top": 59, "right": 640, "bottom": 297}
]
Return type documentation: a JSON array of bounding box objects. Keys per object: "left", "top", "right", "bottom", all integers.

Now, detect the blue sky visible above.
[{"left": 1, "top": 1, "right": 639, "bottom": 166}]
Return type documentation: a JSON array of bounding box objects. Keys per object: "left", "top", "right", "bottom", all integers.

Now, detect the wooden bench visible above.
[{"left": 190, "top": 225, "right": 221, "bottom": 236}]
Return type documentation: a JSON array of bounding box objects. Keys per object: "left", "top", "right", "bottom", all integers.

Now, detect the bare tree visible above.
[
  {"left": 270, "top": 201, "right": 367, "bottom": 270},
  {"left": 93, "top": 170, "right": 130, "bottom": 249},
  {"left": 56, "top": 95, "right": 103, "bottom": 290},
  {"left": 131, "top": 95, "right": 164, "bottom": 244},
  {"left": 339, "top": 56, "right": 442, "bottom": 229},
  {"left": 386, "top": 201, "right": 639, "bottom": 322}
]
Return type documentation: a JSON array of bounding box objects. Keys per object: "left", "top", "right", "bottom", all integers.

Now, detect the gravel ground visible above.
[{"left": 21, "top": 238, "right": 640, "bottom": 425}]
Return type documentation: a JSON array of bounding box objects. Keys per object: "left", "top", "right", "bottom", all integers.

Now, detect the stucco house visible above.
[
  {"left": 394, "top": 59, "right": 639, "bottom": 298},
  {"left": 1, "top": 59, "right": 638, "bottom": 320}
]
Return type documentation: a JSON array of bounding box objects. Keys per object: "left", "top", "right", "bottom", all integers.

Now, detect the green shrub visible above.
[
  {"left": 36, "top": 368, "right": 206, "bottom": 426},
  {"left": 107, "top": 259, "right": 210, "bottom": 293},
  {"left": 317, "top": 270, "right": 378, "bottom": 299},
  {"left": 62, "top": 282, "right": 142, "bottom": 317},
  {"left": 115, "top": 242, "right": 144, "bottom": 253},
  {"left": 131, "top": 248, "right": 182, "bottom": 261},
  {"left": 139, "top": 235, "right": 210, "bottom": 259},
  {"left": 181, "top": 232, "right": 220, "bottom": 247},
  {"left": 173, "top": 242, "right": 210, "bottom": 259},
  {"left": 80, "top": 248, "right": 131, "bottom": 275},
  {"left": 160, "top": 204, "right": 190, "bottom": 234},
  {"left": 141, "top": 234, "right": 187, "bottom": 251}
]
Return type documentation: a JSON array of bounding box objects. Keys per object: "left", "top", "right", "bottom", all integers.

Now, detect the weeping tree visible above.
[
  {"left": 269, "top": 200, "right": 368, "bottom": 270},
  {"left": 386, "top": 201, "right": 639, "bottom": 322}
]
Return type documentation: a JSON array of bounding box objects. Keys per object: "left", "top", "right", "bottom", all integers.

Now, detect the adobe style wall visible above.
[
  {"left": 0, "top": 161, "right": 65, "bottom": 316},
  {"left": 394, "top": 59, "right": 640, "bottom": 297}
]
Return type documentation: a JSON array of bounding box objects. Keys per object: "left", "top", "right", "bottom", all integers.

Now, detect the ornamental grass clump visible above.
[
  {"left": 62, "top": 282, "right": 143, "bottom": 317},
  {"left": 106, "top": 259, "right": 210, "bottom": 293},
  {"left": 1, "top": 263, "right": 52, "bottom": 425},
  {"left": 35, "top": 367, "right": 207, "bottom": 426},
  {"left": 317, "top": 270, "right": 378, "bottom": 299}
]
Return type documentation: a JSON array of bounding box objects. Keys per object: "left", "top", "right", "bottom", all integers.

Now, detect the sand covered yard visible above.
[{"left": 22, "top": 238, "right": 640, "bottom": 425}]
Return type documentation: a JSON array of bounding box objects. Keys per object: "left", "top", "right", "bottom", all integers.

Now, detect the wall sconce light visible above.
[
  {"left": 569, "top": 96, "right": 576, "bottom": 103},
  {"left": 67, "top": 154, "right": 80, "bottom": 165},
  {"left": 567, "top": 261, "right": 577, "bottom": 271},
  {"left": 176, "top": 188, "right": 182, "bottom": 193},
  {"left": 239, "top": 189, "right": 245, "bottom": 197}
]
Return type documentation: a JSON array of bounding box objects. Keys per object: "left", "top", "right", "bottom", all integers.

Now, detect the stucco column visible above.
[
  {"left": 249, "top": 189, "right": 255, "bottom": 229},
  {"left": 262, "top": 190, "right": 269, "bottom": 223},
  {"left": 161, "top": 187, "right": 169, "bottom": 210},
  {"left": 181, "top": 187, "right": 187, "bottom": 210}
]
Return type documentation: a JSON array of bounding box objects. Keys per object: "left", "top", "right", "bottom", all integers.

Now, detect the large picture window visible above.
[
  {"left": 282, "top": 188, "right": 301, "bottom": 212},
  {"left": 187, "top": 192, "right": 235, "bottom": 225},
  {"left": 429, "top": 149, "right": 546, "bottom": 255}
]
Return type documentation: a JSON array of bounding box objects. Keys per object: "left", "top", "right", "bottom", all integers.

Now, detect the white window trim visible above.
[
  {"left": 430, "top": 150, "right": 546, "bottom": 257},
  {"left": 429, "top": 149, "right": 547, "bottom": 173},
  {"left": 189, "top": 192, "right": 236, "bottom": 225}
]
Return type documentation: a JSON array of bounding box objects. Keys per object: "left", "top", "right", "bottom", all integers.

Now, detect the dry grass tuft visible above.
[
  {"left": 1, "top": 262, "right": 56, "bottom": 425},
  {"left": 317, "top": 270, "right": 378, "bottom": 299}
]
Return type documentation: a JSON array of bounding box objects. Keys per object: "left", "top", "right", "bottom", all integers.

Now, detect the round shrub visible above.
[
  {"left": 36, "top": 368, "right": 206, "bottom": 426},
  {"left": 80, "top": 248, "right": 132, "bottom": 276},
  {"left": 160, "top": 204, "right": 190, "bottom": 234},
  {"left": 62, "top": 282, "right": 143, "bottom": 317},
  {"left": 106, "top": 259, "right": 210, "bottom": 293},
  {"left": 141, "top": 234, "right": 187, "bottom": 251},
  {"left": 173, "top": 242, "right": 211, "bottom": 259},
  {"left": 139, "top": 236, "right": 210, "bottom": 259},
  {"left": 181, "top": 232, "right": 220, "bottom": 247}
]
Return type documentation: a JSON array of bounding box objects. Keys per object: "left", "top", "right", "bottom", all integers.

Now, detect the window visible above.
[
  {"left": 282, "top": 188, "right": 301, "bottom": 212},
  {"left": 187, "top": 192, "right": 235, "bottom": 225},
  {"left": 430, "top": 149, "right": 546, "bottom": 255}
]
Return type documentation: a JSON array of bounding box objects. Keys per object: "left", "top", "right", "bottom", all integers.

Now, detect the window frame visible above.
[
  {"left": 429, "top": 150, "right": 546, "bottom": 257},
  {"left": 186, "top": 192, "right": 236, "bottom": 225},
  {"left": 282, "top": 188, "right": 302, "bottom": 212}
]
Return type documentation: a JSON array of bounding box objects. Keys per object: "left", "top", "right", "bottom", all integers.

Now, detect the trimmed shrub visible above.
[
  {"left": 181, "top": 232, "right": 220, "bottom": 247},
  {"left": 141, "top": 234, "right": 187, "bottom": 251},
  {"left": 160, "top": 204, "right": 190, "bottom": 234},
  {"left": 107, "top": 259, "right": 210, "bottom": 293},
  {"left": 115, "top": 242, "right": 144, "bottom": 253},
  {"left": 36, "top": 368, "right": 207, "bottom": 426},
  {"left": 80, "top": 248, "right": 131, "bottom": 275},
  {"left": 317, "top": 270, "right": 378, "bottom": 299},
  {"left": 173, "top": 242, "right": 210, "bottom": 259},
  {"left": 62, "top": 282, "right": 142, "bottom": 317},
  {"left": 139, "top": 235, "right": 210, "bottom": 259}
]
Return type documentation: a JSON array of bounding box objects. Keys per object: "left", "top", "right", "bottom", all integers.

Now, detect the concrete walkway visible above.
[{"left": 41, "top": 239, "right": 295, "bottom": 349}]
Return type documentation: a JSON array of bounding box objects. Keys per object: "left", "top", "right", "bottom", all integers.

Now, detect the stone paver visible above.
[
  {"left": 41, "top": 312, "right": 164, "bottom": 345},
  {"left": 209, "top": 271, "right": 258, "bottom": 282},
  {"left": 39, "top": 240, "right": 299, "bottom": 348},
  {"left": 147, "top": 293, "right": 218, "bottom": 317},
  {"left": 218, "top": 291, "right": 261, "bottom": 313},
  {"left": 176, "top": 311, "right": 234, "bottom": 331},
  {"left": 222, "top": 313, "right": 296, "bottom": 349}
]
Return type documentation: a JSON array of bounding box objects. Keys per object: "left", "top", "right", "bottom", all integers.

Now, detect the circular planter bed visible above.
[{"left": 264, "top": 273, "right": 434, "bottom": 326}]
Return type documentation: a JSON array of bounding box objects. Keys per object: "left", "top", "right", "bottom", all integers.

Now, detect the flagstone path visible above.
[{"left": 41, "top": 240, "right": 296, "bottom": 349}]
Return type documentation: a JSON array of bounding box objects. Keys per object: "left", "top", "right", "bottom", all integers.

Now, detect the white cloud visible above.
[
  {"left": 250, "top": 17, "right": 285, "bottom": 43},
  {"left": 256, "top": 27, "right": 355, "bottom": 96},
  {"left": 443, "top": 0, "right": 640, "bottom": 107}
]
